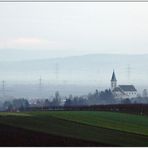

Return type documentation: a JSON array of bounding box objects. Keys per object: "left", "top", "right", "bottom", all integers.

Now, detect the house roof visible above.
[
  {"left": 111, "top": 71, "right": 117, "bottom": 81},
  {"left": 119, "top": 85, "right": 137, "bottom": 92}
]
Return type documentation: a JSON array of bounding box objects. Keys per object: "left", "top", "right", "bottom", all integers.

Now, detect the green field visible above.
[{"left": 0, "top": 111, "right": 148, "bottom": 146}]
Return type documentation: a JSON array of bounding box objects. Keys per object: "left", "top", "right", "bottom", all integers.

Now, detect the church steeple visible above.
[
  {"left": 111, "top": 70, "right": 117, "bottom": 81},
  {"left": 111, "top": 70, "right": 117, "bottom": 90}
]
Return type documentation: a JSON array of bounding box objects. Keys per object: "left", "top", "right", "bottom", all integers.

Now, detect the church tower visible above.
[{"left": 111, "top": 70, "right": 117, "bottom": 91}]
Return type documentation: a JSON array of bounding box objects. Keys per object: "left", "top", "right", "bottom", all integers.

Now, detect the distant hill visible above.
[
  {"left": 0, "top": 53, "right": 148, "bottom": 97},
  {"left": 0, "top": 53, "right": 148, "bottom": 84}
]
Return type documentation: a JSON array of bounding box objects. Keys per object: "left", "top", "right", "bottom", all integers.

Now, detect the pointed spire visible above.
[{"left": 111, "top": 70, "right": 117, "bottom": 81}]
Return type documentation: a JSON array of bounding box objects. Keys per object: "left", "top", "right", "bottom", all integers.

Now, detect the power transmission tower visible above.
[
  {"left": 127, "top": 64, "right": 131, "bottom": 83},
  {"left": 2, "top": 80, "right": 5, "bottom": 97},
  {"left": 39, "top": 76, "right": 42, "bottom": 98},
  {"left": 0, "top": 80, "right": 10, "bottom": 98},
  {"left": 55, "top": 63, "right": 60, "bottom": 84}
]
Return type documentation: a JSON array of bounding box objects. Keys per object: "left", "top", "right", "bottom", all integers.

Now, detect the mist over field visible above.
[
  {"left": 0, "top": 2, "right": 148, "bottom": 99},
  {"left": 0, "top": 53, "right": 147, "bottom": 99}
]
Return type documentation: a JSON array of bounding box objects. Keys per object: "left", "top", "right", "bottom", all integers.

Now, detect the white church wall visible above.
[{"left": 124, "top": 91, "right": 138, "bottom": 99}]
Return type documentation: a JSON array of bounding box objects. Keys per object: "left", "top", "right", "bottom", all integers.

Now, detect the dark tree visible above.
[
  {"left": 12, "top": 98, "right": 29, "bottom": 110},
  {"left": 121, "top": 98, "right": 131, "bottom": 104},
  {"left": 44, "top": 99, "right": 51, "bottom": 107},
  {"left": 99, "top": 89, "right": 115, "bottom": 104},
  {"left": 3, "top": 101, "right": 12, "bottom": 111}
]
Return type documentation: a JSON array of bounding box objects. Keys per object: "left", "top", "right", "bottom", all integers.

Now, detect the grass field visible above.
[{"left": 0, "top": 111, "right": 148, "bottom": 146}]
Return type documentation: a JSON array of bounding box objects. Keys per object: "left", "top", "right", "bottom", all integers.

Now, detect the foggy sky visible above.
[{"left": 0, "top": 2, "right": 148, "bottom": 60}]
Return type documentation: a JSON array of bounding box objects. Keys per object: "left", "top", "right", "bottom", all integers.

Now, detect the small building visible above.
[{"left": 111, "top": 70, "right": 137, "bottom": 99}]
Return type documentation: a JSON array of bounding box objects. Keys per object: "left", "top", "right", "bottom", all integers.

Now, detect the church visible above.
[{"left": 111, "top": 70, "right": 138, "bottom": 99}]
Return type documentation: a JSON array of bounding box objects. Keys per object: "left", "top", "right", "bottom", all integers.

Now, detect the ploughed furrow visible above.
[
  {"left": 1, "top": 114, "right": 148, "bottom": 146},
  {"left": 0, "top": 123, "right": 111, "bottom": 147}
]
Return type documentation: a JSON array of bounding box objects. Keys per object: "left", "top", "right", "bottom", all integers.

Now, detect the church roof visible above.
[
  {"left": 112, "top": 87, "right": 125, "bottom": 94},
  {"left": 119, "top": 85, "right": 137, "bottom": 92},
  {"left": 112, "top": 87, "right": 121, "bottom": 92},
  {"left": 111, "top": 71, "right": 117, "bottom": 81}
]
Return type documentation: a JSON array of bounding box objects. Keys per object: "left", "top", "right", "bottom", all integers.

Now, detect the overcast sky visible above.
[{"left": 0, "top": 2, "right": 148, "bottom": 60}]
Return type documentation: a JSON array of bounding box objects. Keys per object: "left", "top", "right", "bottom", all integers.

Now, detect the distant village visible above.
[{"left": 1, "top": 70, "right": 148, "bottom": 112}]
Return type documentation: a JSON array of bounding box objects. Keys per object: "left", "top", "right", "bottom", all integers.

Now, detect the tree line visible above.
[{"left": 2, "top": 89, "right": 148, "bottom": 111}]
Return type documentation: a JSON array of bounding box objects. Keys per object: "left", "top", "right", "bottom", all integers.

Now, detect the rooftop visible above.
[{"left": 119, "top": 85, "right": 137, "bottom": 92}]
